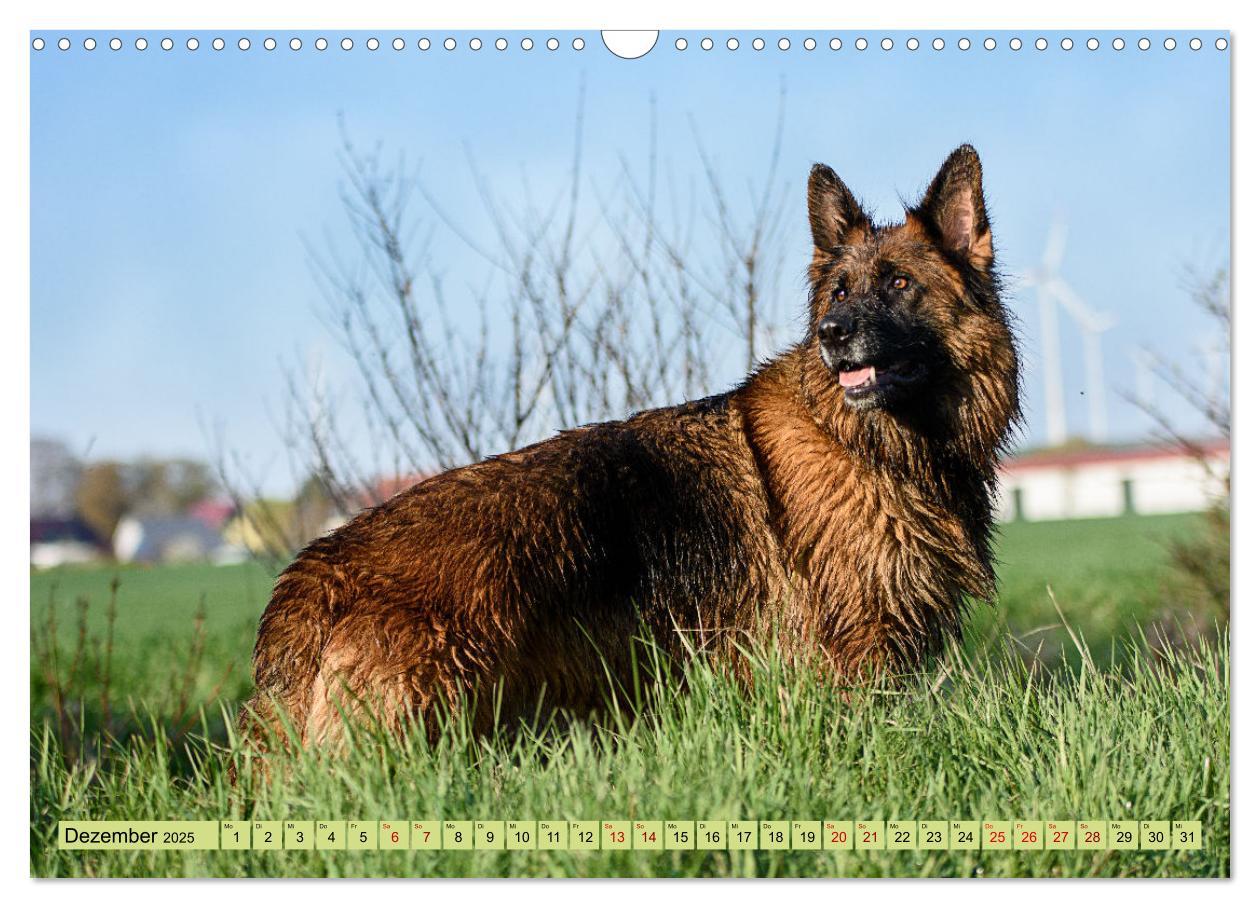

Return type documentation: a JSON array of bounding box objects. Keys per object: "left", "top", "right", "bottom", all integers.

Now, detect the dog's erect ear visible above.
[
  {"left": 914, "top": 144, "right": 993, "bottom": 270},
  {"left": 808, "top": 163, "right": 869, "bottom": 251}
]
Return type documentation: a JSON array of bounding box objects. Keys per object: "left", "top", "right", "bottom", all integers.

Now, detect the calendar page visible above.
[{"left": 25, "top": 13, "right": 1231, "bottom": 884}]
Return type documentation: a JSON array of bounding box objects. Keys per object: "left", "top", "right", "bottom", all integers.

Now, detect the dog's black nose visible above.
[{"left": 817, "top": 312, "right": 856, "bottom": 347}]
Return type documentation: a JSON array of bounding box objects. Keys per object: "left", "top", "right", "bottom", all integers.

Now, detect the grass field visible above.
[{"left": 29, "top": 512, "right": 1230, "bottom": 878}]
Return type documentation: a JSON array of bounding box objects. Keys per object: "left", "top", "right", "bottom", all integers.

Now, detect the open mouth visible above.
[{"left": 835, "top": 361, "right": 926, "bottom": 401}]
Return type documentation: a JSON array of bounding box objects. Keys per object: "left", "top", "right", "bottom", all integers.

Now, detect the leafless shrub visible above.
[
  {"left": 1128, "top": 266, "right": 1230, "bottom": 629},
  {"left": 31, "top": 578, "right": 237, "bottom": 764},
  {"left": 221, "top": 90, "right": 794, "bottom": 558}
]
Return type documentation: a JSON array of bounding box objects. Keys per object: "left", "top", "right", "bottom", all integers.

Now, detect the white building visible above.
[
  {"left": 112, "top": 515, "right": 228, "bottom": 564},
  {"left": 997, "top": 439, "right": 1229, "bottom": 522},
  {"left": 30, "top": 517, "right": 107, "bottom": 568}
]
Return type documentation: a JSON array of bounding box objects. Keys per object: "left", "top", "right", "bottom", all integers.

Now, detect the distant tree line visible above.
[{"left": 30, "top": 439, "right": 221, "bottom": 542}]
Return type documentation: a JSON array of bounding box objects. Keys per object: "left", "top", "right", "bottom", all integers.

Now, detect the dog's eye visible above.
[
  {"left": 834, "top": 287, "right": 847, "bottom": 302},
  {"left": 891, "top": 276, "right": 910, "bottom": 291}
]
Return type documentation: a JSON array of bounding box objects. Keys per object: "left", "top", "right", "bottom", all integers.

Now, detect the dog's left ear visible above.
[
  {"left": 913, "top": 144, "right": 993, "bottom": 271},
  {"left": 808, "top": 163, "right": 869, "bottom": 251}
]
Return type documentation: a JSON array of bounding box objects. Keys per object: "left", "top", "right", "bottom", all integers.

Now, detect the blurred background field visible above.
[{"left": 29, "top": 509, "right": 1219, "bottom": 745}]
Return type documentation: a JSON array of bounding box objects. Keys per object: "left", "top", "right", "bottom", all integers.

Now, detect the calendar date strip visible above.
[{"left": 57, "top": 819, "right": 1204, "bottom": 852}]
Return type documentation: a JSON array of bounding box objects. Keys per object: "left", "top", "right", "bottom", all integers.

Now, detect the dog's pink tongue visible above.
[{"left": 838, "top": 365, "right": 876, "bottom": 389}]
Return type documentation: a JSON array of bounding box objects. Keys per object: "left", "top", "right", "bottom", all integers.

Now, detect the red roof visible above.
[
  {"left": 187, "top": 498, "right": 235, "bottom": 530},
  {"left": 1002, "top": 439, "right": 1229, "bottom": 474},
  {"left": 368, "top": 473, "right": 430, "bottom": 505}
]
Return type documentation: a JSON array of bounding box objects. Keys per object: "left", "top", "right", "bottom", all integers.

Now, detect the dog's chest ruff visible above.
[{"left": 747, "top": 398, "right": 984, "bottom": 666}]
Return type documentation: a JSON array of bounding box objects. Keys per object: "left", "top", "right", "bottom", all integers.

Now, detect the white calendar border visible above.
[{"left": 4, "top": 0, "right": 1248, "bottom": 904}]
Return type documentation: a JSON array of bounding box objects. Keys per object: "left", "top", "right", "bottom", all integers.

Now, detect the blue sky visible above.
[{"left": 31, "top": 30, "right": 1230, "bottom": 492}]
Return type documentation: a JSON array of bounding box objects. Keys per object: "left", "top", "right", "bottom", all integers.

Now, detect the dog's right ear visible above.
[{"left": 808, "top": 164, "right": 869, "bottom": 251}]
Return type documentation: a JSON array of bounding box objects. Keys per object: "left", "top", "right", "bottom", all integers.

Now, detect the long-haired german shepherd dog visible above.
[{"left": 239, "top": 145, "right": 1020, "bottom": 751}]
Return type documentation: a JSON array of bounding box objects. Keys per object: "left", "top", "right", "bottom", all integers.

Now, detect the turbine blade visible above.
[
  {"left": 1047, "top": 278, "right": 1114, "bottom": 333},
  {"left": 1043, "top": 220, "right": 1068, "bottom": 271}
]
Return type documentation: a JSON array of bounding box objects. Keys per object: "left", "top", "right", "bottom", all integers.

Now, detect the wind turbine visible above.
[
  {"left": 1017, "top": 222, "right": 1070, "bottom": 447},
  {"left": 1048, "top": 279, "right": 1116, "bottom": 442},
  {"left": 1017, "top": 221, "right": 1117, "bottom": 445}
]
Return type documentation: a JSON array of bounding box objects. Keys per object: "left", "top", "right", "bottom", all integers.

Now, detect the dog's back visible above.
[{"left": 239, "top": 391, "right": 783, "bottom": 748}]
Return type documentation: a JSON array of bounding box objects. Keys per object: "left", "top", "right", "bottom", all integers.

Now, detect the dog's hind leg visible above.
[{"left": 302, "top": 609, "right": 500, "bottom": 747}]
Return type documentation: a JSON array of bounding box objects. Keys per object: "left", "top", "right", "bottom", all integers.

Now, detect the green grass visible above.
[
  {"left": 28, "top": 512, "right": 1228, "bottom": 878},
  {"left": 977, "top": 513, "right": 1206, "bottom": 660},
  {"left": 31, "top": 633, "right": 1229, "bottom": 878},
  {"left": 30, "top": 561, "right": 271, "bottom": 744}
]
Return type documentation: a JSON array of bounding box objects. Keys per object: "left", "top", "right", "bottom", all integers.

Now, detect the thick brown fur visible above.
[{"left": 238, "top": 145, "right": 1020, "bottom": 752}]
